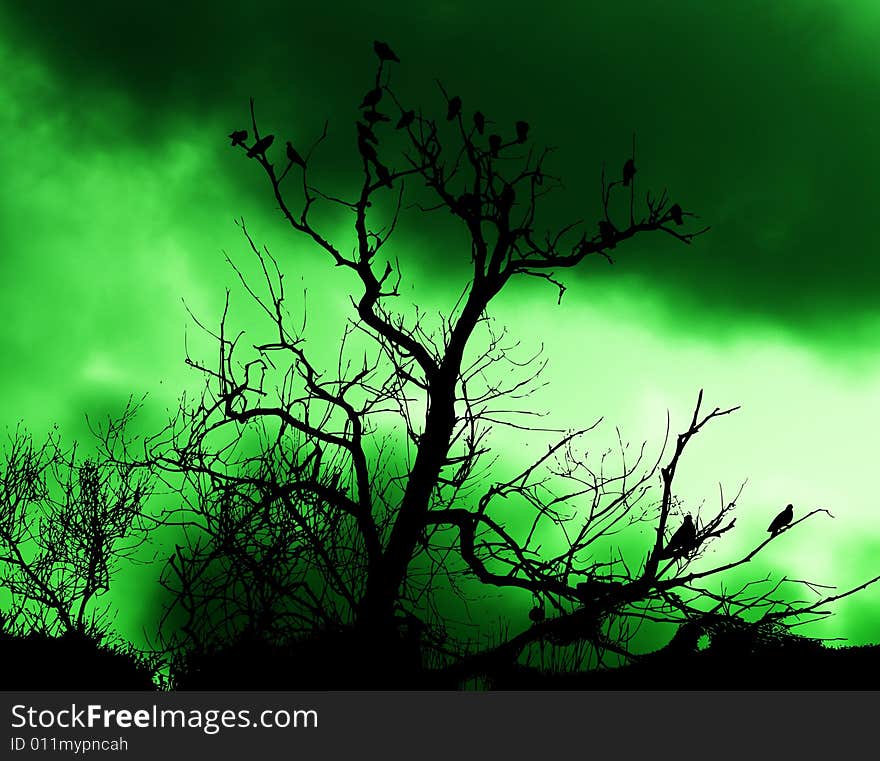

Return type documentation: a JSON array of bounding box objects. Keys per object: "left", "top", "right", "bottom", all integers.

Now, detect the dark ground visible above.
[
  {"left": 1, "top": 629, "right": 157, "bottom": 690},
  {"left": 3, "top": 627, "right": 878, "bottom": 690}
]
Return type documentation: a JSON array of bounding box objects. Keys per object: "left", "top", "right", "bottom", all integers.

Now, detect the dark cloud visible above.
[{"left": 3, "top": 0, "right": 880, "bottom": 341}]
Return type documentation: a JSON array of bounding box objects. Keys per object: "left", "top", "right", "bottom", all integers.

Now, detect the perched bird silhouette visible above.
[
  {"left": 373, "top": 40, "right": 400, "bottom": 63},
  {"left": 598, "top": 219, "right": 617, "bottom": 248},
  {"left": 661, "top": 515, "right": 696, "bottom": 559},
  {"left": 396, "top": 109, "right": 415, "bottom": 130},
  {"left": 473, "top": 111, "right": 486, "bottom": 135},
  {"left": 528, "top": 605, "right": 546, "bottom": 624},
  {"left": 488, "top": 133, "right": 502, "bottom": 157},
  {"left": 357, "top": 137, "right": 378, "bottom": 164},
  {"left": 247, "top": 134, "right": 274, "bottom": 158},
  {"left": 363, "top": 109, "right": 390, "bottom": 125},
  {"left": 768, "top": 504, "right": 794, "bottom": 535},
  {"left": 357, "top": 121, "right": 378, "bottom": 145},
  {"left": 622, "top": 158, "right": 636, "bottom": 186},
  {"left": 515, "top": 120, "right": 529, "bottom": 143},
  {"left": 286, "top": 141, "right": 306, "bottom": 168},
  {"left": 360, "top": 87, "right": 383, "bottom": 109},
  {"left": 497, "top": 183, "right": 515, "bottom": 215},
  {"left": 447, "top": 95, "right": 462, "bottom": 121},
  {"left": 669, "top": 203, "right": 684, "bottom": 226},
  {"left": 229, "top": 129, "right": 248, "bottom": 147},
  {"left": 375, "top": 162, "right": 393, "bottom": 188}
]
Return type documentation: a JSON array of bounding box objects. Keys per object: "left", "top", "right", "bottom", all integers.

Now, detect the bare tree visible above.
[
  {"left": 0, "top": 421, "right": 151, "bottom": 640},
  {"left": 151, "top": 42, "right": 878, "bottom": 685}
]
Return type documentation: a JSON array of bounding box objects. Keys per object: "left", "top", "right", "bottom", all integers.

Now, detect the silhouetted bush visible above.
[{"left": 0, "top": 627, "right": 156, "bottom": 690}]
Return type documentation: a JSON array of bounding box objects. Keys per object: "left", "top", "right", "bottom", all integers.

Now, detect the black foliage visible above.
[{"left": 0, "top": 627, "right": 156, "bottom": 690}]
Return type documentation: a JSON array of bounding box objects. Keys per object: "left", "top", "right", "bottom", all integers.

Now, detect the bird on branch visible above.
[
  {"left": 286, "top": 141, "right": 306, "bottom": 168},
  {"left": 228, "top": 129, "right": 248, "bottom": 147},
  {"left": 360, "top": 87, "right": 383, "bottom": 109},
  {"left": 515, "top": 120, "right": 529, "bottom": 143},
  {"left": 488, "top": 133, "right": 502, "bottom": 157},
  {"left": 396, "top": 110, "right": 415, "bottom": 130},
  {"left": 660, "top": 515, "right": 697, "bottom": 559},
  {"left": 669, "top": 203, "right": 684, "bottom": 225},
  {"left": 357, "top": 121, "right": 379, "bottom": 145},
  {"left": 622, "top": 157, "right": 636, "bottom": 186},
  {"left": 768, "top": 504, "right": 794, "bottom": 536},
  {"left": 373, "top": 40, "right": 400, "bottom": 63},
  {"left": 497, "top": 183, "right": 516, "bottom": 216},
  {"left": 446, "top": 95, "right": 462, "bottom": 121},
  {"left": 247, "top": 134, "right": 274, "bottom": 158},
  {"left": 473, "top": 111, "right": 486, "bottom": 135},
  {"left": 375, "top": 162, "right": 393, "bottom": 189},
  {"left": 358, "top": 136, "right": 379, "bottom": 164}
]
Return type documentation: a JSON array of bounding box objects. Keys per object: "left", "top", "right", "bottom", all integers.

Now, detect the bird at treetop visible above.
[
  {"left": 598, "top": 219, "right": 617, "bottom": 248},
  {"left": 446, "top": 95, "right": 462, "bottom": 121},
  {"left": 662, "top": 515, "right": 697, "bottom": 559},
  {"left": 768, "top": 504, "right": 794, "bottom": 535},
  {"left": 473, "top": 111, "right": 486, "bottom": 135},
  {"left": 357, "top": 121, "right": 378, "bottom": 145},
  {"left": 488, "top": 133, "right": 502, "bottom": 157},
  {"left": 286, "top": 141, "right": 306, "bottom": 168},
  {"left": 373, "top": 40, "right": 400, "bottom": 63},
  {"left": 669, "top": 203, "right": 684, "bottom": 226},
  {"left": 229, "top": 129, "right": 248, "bottom": 147},
  {"left": 515, "top": 120, "right": 529, "bottom": 143},
  {"left": 247, "top": 134, "right": 274, "bottom": 158},
  {"left": 622, "top": 158, "right": 636, "bottom": 186},
  {"left": 360, "top": 87, "right": 383, "bottom": 109},
  {"left": 396, "top": 109, "right": 415, "bottom": 130},
  {"left": 363, "top": 109, "right": 390, "bottom": 125}
]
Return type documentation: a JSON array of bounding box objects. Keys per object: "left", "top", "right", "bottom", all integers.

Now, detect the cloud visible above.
[{"left": 2, "top": 1, "right": 880, "bottom": 348}]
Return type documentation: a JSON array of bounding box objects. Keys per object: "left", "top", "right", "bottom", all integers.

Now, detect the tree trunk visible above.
[{"left": 357, "top": 289, "right": 491, "bottom": 631}]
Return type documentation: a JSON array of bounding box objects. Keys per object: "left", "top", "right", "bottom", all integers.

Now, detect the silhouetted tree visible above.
[
  {"left": 148, "top": 41, "right": 879, "bottom": 687},
  {"left": 0, "top": 420, "right": 158, "bottom": 687},
  {"left": 0, "top": 422, "right": 151, "bottom": 638}
]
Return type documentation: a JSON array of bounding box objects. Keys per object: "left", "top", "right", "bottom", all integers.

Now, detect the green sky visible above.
[{"left": 1, "top": 1, "right": 878, "bottom": 647}]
